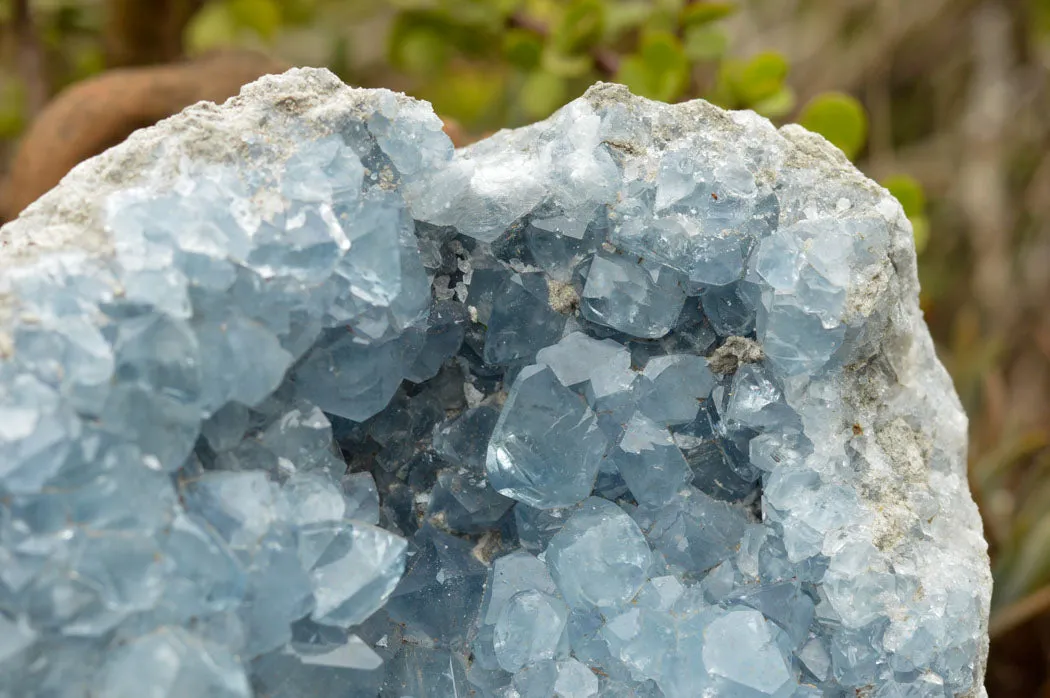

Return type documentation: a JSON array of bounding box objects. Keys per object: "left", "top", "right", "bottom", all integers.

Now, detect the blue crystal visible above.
[
  {"left": 484, "top": 272, "right": 567, "bottom": 365},
  {"left": 485, "top": 365, "right": 607, "bottom": 508},
  {"left": 611, "top": 412, "right": 692, "bottom": 506},
  {"left": 701, "top": 281, "right": 761, "bottom": 337},
  {"left": 384, "top": 524, "right": 487, "bottom": 646},
  {"left": 305, "top": 521, "right": 407, "bottom": 628},
  {"left": 638, "top": 353, "right": 716, "bottom": 426},
  {"left": 580, "top": 251, "right": 687, "bottom": 339},
  {"left": 702, "top": 608, "right": 796, "bottom": 695},
  {"left": 493, "top": 589, "right": 569, "bottom": 672},
  {"left": 639, "top": 487, "right": 750, "bottom": 575},
  {"left": 0, "top": 73, "right": 987, "bottom": 697},
  {"left": 98, "top": 627, "right": 251, "bottom": 698},
  {"left": 481, "top": 550, "right": 558, "bottom": 625},
  {"left": 380, "top": 645, "right": 469, "bottom": 698},
  {"left": 546, "top": 497, "right": 651, "bottom": 609},
  {"left": 514, "top": 504, "right": 572, "bottom": 554}
]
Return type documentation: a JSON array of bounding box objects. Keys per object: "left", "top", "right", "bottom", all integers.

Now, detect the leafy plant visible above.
[
  {"left": 798, "top": 92, "right": 868, "bottom": 160},
  {"left": 881, "top": 174, "right": 929, "bottom": 253}
]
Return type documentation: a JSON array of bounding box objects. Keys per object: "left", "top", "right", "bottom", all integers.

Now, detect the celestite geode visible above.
[{"left": 0, "top": 69, "right": 990, "bottom": 697}]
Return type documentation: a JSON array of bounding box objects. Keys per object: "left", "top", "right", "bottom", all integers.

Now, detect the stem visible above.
[
  {"left": 12, "top": 0, "right": 48, "bottom": 116},
  {"left": 989, "top": 585, "right": 1050, "bottom": 639}
]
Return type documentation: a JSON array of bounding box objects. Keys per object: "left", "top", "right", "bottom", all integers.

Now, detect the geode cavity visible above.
[{"left": 0, "top": 69, "right": 990, "bottom": 697}]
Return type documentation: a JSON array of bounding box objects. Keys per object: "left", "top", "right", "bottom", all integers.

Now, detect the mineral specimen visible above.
[{"left": 0, "top": 68, "right": 991, "bottom": 697}]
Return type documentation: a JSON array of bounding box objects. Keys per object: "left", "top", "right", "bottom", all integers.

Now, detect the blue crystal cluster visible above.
[{"left": 0, "top": 70, "right": 987, "bottom": 697}]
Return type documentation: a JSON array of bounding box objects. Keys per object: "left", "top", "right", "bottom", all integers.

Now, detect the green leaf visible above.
[
  {"left": 736, "top": 51, "right": 789, "bottom": 104},
  {"left": 541, "top": 47, "right": 594, "bottom": 78},
  {"left": 681, "top": 2, "right": 737, "bottom": 27},
  {"left": 553, "top": 0, "right": 605, "bottom": 53},
  {"left": 438, "top": 0, "right": 521, "bottom": 29},
  {"left": 184, "top": 2, "right": 240, "bottom": 53},
  {"left": 281, "top": 0, "right": 320, "bottom": 25},
  {"left": 615, "top": 31, "right": 689, "bottom": 102},
  {"left": 423, "top": 67, "right": 506, "bottom": 128},
  {"left": 881, "top": 174, "right": 926, "bottom": 217},
  {"left": 910, "top": 215, "right": 930, "bottom": 254},
  {"left": 683, "top": 24, "right": 728, "bottom": 61},
  {"left": 751, "top": 86, "right": 796, "bottom": 119},
  {"left": 503, "top": 29, "right": 544, "bottom": 70},
  {"left": 72, "top": 46, "right": 106, "bottom": 81},
  {"left": 229, "top": 0, "right": 283, "bottom": 40},
  {"left": 798, "top": 92, "right": 869, "bottom": 160},
  {"left": 882, "top": 174, "right": 929, "bottom": 253},
  {"left": 0, "top": 80, "right": 26, "bottom": 139},
  {"left": 519, "top": 70, "right": 568, "bottom": 120},
  {"left": 388, "top": 9, "right": 497, "bottom": 69},
  {"left": 388, "top": 13, "right": 454, "bottom": 76},
  {"left": 604, "top": 2, "right": 654, "bottom": 40}
]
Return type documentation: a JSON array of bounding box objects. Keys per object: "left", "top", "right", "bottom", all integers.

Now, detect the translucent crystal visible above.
[
  {"left": 482, "top": 551, "right": 558, "bottom": 625},
  {"left": 97, "top": 627, "right": 251, "bottom": 698},
  {"left": 546, "top": 498, "right": 651, "bottom": 609},
  {"left": 640, "top": 487, "right": 750, "bottom": 574},
  {"left": 485, "top": 365, "right": 607, "bottom": 508},
  {"left": 493, "top": 590, "right": 569, "bottom": 672},
  {"left": 702, "top": 608, "right": 795, "bottom": 695},
  {"left": 484, "top": 273, "right": 567, "bottom": 365},
  {"left": 638, "top": 354, "right": 716, "bottom": 426},
  {"left": 0, "top": 71, "right": 988, "bottom": 696},
  {"left": 306, "top": 521, "right": 407, "bottom": 627},
  {"left": 611, "top": 412, "right": 692, "bottom": 506},
  {"left": 580, "top": 252, "right": 687, "bottom": 339}
]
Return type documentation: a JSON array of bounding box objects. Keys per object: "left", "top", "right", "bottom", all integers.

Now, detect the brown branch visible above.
[
  {"left": 12, "top": 0, "right": 48, "bottom": 116},
  {"left": 104, "top": 0, "right": 207, "bottom": 68},
  {"left": 990, "top": 584, "right": 1050, "bottom": 639}
]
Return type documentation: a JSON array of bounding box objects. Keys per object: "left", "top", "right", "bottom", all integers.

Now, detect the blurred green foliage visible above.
[
  {"left": 798, "top": 92, "right": 867, "bottom": 160},
  {"left": 881, "top": 174, "right": 929, "bottom": 254},
  {"left": 175, "top": 0, "right": 860, "bottom": 147}
]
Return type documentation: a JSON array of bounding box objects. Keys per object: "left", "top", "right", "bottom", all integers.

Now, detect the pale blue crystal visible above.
[
  {"left": 380, "top": 645, "right": 469, "bottom": 698},
  {"left": 485, "top": 365, "right": 607, "bottom": 508},
  {"left": 638, "top": 354, "right": 716, "bottom": 426},
  {"left": 306, "top": 521, "right": 407, "bottom": 627},
  {"left": 484, "top": 273, "right": 567, "bottom": 365},
  {"left": 728, "top": 581, "right": 815, "bottom": 649},
  {"left": 97, "top": 627, "right": 251, "bottom": 698},
  {"left": 701, "top": 281, "right": 761, "bottom": 337},
  {"left": 481, "top": 551, "right": 558, "bottom": 625},
  {"left": 552, "top": 658, "right": 600, "bottom": 697},
  {"left": 546, "top": 497, "right": 651, "bottom": 609},
  {"left": 291, "top": 329, "right": 421, "bottom": 423},
  {"left": 534, "top": 331, "right": 631, "bottom": 391},
  {"left": 639, "top": 487, "right": 750, "bottom": 575},
  {"left": 580, "top": 252, "right": 686, "bottom": 339},
  {"left": 514, "top": 504, "right": 572, "bottom": 554},
  {"left": 702, "top": 608, "right": 795, "bottom": 695},
  {"left": 612, "top": 412, "right": 692, "bottom": 506},
  {"left": 493, "top": 590, "right": 569, "bottom": 672},
  {"left": 0, "top": 613, "right": 35, "bottom": 664},
  {"left": 384, "top": 524, "right": 488, "bottom": 646}
]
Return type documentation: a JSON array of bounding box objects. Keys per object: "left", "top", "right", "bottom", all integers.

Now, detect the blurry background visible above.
[{"left": 0, "top": 0, "right": 1047, "bottom": 694}]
